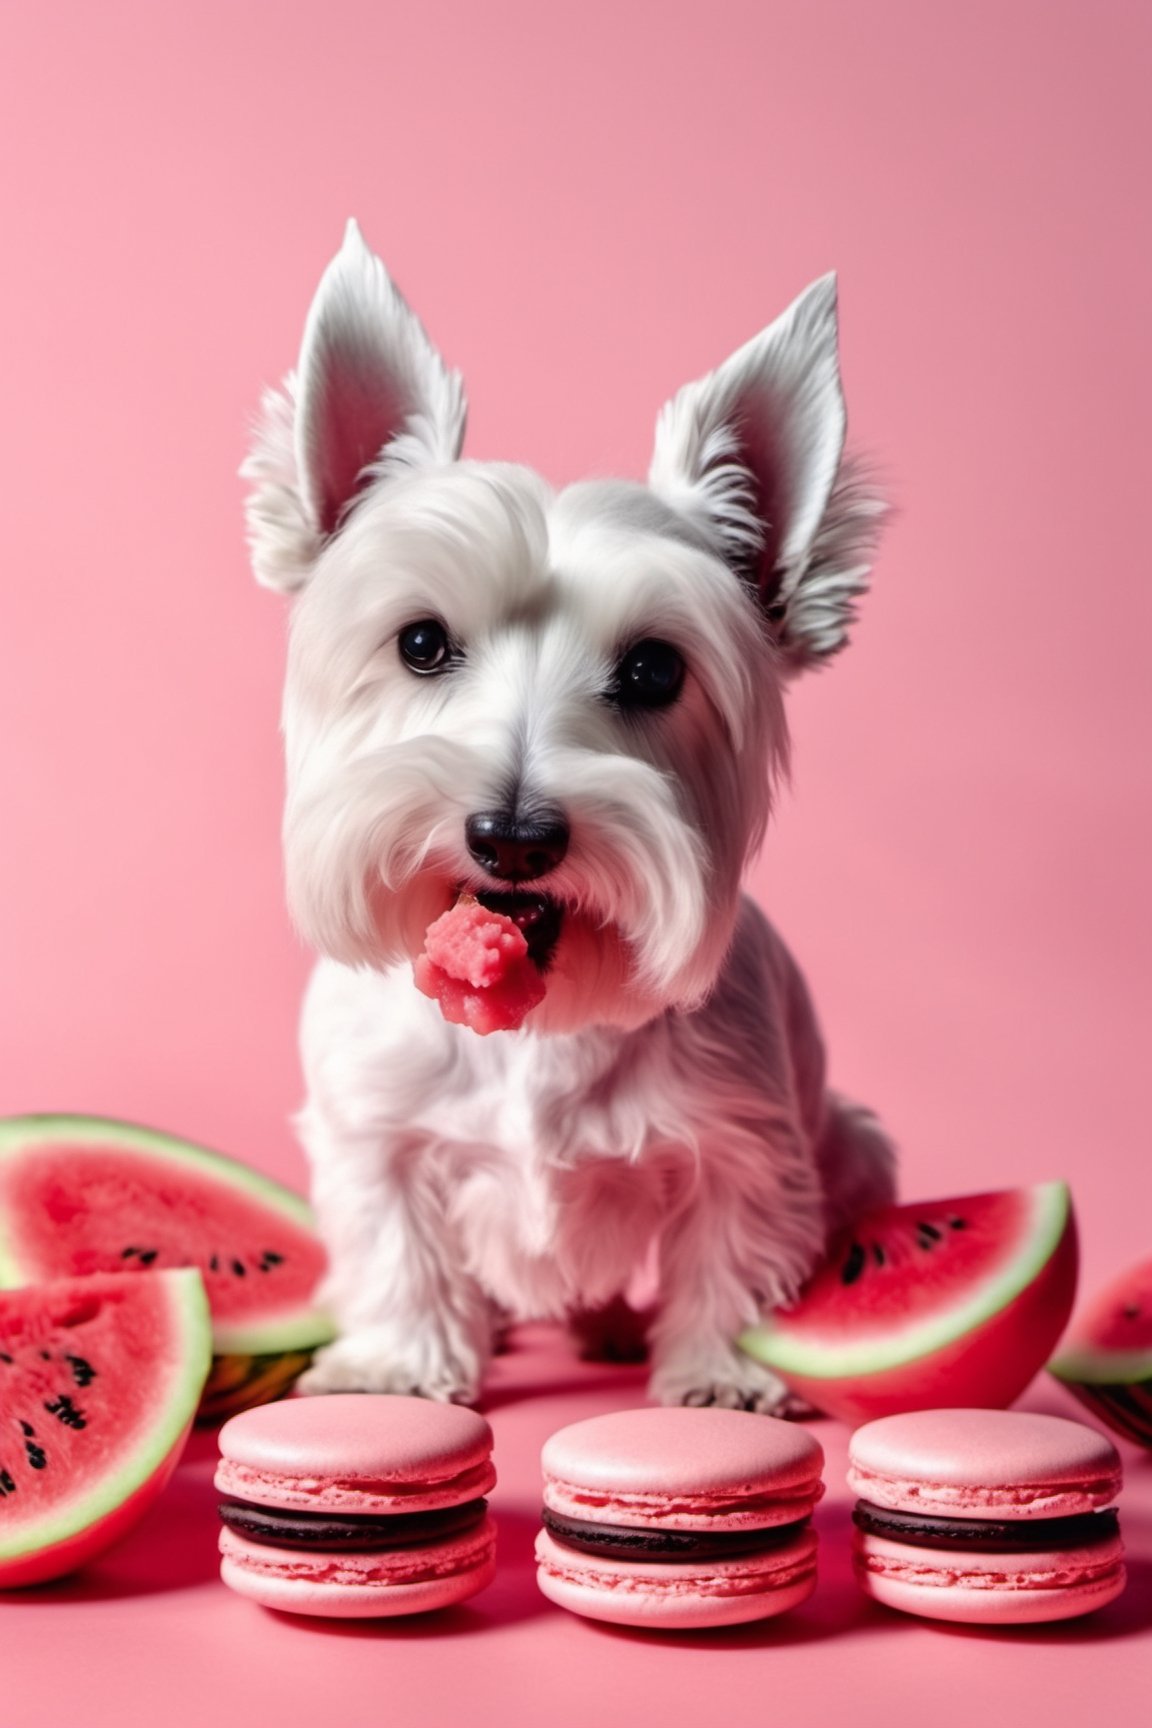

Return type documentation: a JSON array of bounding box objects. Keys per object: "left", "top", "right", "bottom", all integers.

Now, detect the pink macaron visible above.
[
  {"left": 215, "top": 1393, "right": 496, "bottom": 1617},
  {"left": 848, "top": 1408, "right": 1125, "bottom": 1625},
  {"left": 536, "top": 1406, "right": 824, "bottom": 1629}
]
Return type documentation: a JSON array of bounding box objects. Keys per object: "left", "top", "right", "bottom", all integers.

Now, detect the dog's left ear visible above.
[
  {"left": 648, "top": 275, "right": 883, "bottom": 671},
  {"left": 243, "top": 219, "right": 467, "bottom": 593}
]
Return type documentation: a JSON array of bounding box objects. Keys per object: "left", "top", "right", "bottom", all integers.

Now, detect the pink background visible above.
[{"left": 1, "top": 1, "right": 1149, "bottom": 1722}]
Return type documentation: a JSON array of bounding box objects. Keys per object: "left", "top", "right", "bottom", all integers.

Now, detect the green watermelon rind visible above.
[
  {"left": 738, "top": 1181, "right": 1072, "bottom": 1380},
  {"left": 0, "top": 1267, "right": 212, "bottom": 1565},
  {"left": 1048, "top": 1257, "right": 1152, "bottom": 1385},
  {"left": 0, "top": 1114, "right": 335, "bottom": 1355},
  {"left": 1049, "top": 1347, "right": 1152, "bottom": 1385}
]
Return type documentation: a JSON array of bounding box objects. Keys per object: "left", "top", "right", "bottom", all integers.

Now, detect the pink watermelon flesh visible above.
[
  {"left": 1049, "top": 1256, "right": 1152, "bottom": 1448},
  {"left": 0, "top": 1269, "right": 210, "bottom": 1585},
  {"left": 739, "top": 1182, "right": 1077, "bottom": 1423},
  {"left": 415, "top": 898, "right": 546, "bottom": 1034},
  {"left": 0, "top": 1117, "right": 332, "bottom": 1356}
]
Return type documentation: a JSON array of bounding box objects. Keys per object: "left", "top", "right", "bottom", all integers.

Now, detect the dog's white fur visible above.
[{"left": 244, "top": 220, "right": 896, "bottom": 1411}]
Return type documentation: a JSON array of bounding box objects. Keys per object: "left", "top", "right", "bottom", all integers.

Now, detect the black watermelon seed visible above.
[
  {"left": 121, "top": 1246, "right": 139, "bottom": 1258},
  {"left": 872, "top": 1242, "right": 886, "bottom": 1268},
  {"left": 208, "top": 1255, "right": 220, "bottom": 1273},
  {"left": 949, "top": 1217, "right": 967, "bottom": 1230},
  {"left": 44, "top": 1396, "right": 86, "bottom": 1431},
  {"left": 841, "top": 1242, "right": 866, "bottom": 1285},
  {"left": 137, "top": 1250, "right": 159, "bottom": 1267},
  {"left": 0, "top": 1468, "right": 15, "bottom": 1495},
  {"left": 66, "top": 1355, "right": 96, "bottom": 1387},
  {"left": 917, "top": 1221, "right": 943, "bottom": 1241},
  {"left": 19, "top": 1420, "right": 34, "bottom": 1437},
  {"left": 39, "top": 1350, "right": 51, "bottom": 1361},
  {"left": 231, "top": 1260, "right": 246, "bottom": 1277},
  {"left": 0, "top": 1352, "right": 12, "bottom": 1364},
  {"left": 262, "top": 1251, "right": 284, "bottom": 1267},
  {"left": 25, "top": 1441, "right": 47, "bottom": 1469},
  {"left": 1123, "top": 1304, "right": 1141, "bottom": 1321}
]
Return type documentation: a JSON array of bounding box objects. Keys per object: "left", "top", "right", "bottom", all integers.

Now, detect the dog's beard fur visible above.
[
  {"left": 280, "top": 464, "right": 786, "bottom": 1031},
  {"left": 244, "top": 221, "right": 895, "bottom": 1408}
]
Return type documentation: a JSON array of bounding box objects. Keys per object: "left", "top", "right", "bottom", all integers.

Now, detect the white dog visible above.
[{"left": 243, "top": 220, "right": 896, "bottom": 1413}]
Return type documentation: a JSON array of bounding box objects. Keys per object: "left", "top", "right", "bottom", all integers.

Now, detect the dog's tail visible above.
[{"left": 816, "top": 1091, "right": 898, "bottom": 1240}]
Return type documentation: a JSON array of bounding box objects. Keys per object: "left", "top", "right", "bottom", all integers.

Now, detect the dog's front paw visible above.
[
  {"left": 649, "top": 1348, "right": 815, "bottom": 1418},
  {"left": 296, "top": 1329, "right": 482, "bottom": 1405}
]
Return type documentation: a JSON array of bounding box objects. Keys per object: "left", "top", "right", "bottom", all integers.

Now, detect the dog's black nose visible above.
[{"left": 465, "top": 810, "right": 569, "bottom": 881}]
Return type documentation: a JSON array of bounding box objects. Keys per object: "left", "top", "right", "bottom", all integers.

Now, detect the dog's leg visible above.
[
  {"left": 295, "top": 1115, "right": 492, "bottom": 1404},
  {"left": 648, "top": 1134, "right": 826, "bottom": 1416}
]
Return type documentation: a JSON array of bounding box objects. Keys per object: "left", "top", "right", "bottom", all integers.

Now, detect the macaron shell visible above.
[
  {"left": 215, "top": 1393, "right": 496, "bottom": 1514},
  {"left": 215, "top": 1456, "right": 496, "bottom": 1516},
  {"left": 853, "top": 1529, "right": 1126, "bottom": 1625},
  {"left": 848, "top": 1409, "right": 1122, "bottom": 1520},
  {"left": 543, "top": 1407, "right": 824, "bottom": 1531},
  {"left": 219, "top": 1515, "right": 496, "bottom": 1618},
  {"left": 534, "top": 1525, "right": 817, "bottom": 1630},
  {"left": 219, "top": 1393, "right": 493, "bottom": 1479}
]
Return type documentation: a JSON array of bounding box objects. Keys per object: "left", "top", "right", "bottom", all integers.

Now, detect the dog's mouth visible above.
[{"left": 469, "top": 888, "right": 565, "bottom": 969}]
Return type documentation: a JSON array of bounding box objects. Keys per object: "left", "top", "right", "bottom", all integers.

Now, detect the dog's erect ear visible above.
[
  {"left": 242, "top": 219, "right": 467, "bottom": 593},
  {"left": 648, "top": 275, "right": 883, "bottom": 671}
]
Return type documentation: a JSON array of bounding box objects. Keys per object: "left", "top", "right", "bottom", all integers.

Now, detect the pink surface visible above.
[
  {"left": 848, "top": 1409, "right": 1123, "bottom": 1517},
  {"left": 6, "top": 1327, "right": 1150, "bottom": 1727},
  {"left": 218, "top": 1516, "right": 497, "bottom": 1619},
  {"left": 535, "top": 1523, "right": 818, "bottom": 1630},
  {"left": 1, "top": 0, "right": 1151, "bottom": 1717},
  {"left": 542, "top": 1406, "right": 824, "bottom": 1527},
  {"left": 853, "top": 1528, "right": 1127, "bottom": 1626}
]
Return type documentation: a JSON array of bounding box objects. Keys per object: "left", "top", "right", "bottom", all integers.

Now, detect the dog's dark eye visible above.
[
  {"left": 611, "top": 638, "right": 685, "bottom": 709},
  {"left": 398, "top": 619, "right": 452, "bottom": 675}
]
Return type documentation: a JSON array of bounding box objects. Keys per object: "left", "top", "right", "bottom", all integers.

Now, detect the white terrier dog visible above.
[{"left": 244, "top": 220, "right": 895, "bottom": 1413}]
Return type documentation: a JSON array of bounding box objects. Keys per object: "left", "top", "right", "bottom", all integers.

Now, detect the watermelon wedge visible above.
[
  {"left": 738, "top": 1182, "right": 1078, "bottom": 1424},
  {"left": 0, "top": 1115, "right": 334, "bottom": 1418},
  {"left": 1049, "top": 1257, "right": 1152, "bottom": 1448},
  {"left": 0, "top": 1269, "right": 210, "bottom": 1586}
]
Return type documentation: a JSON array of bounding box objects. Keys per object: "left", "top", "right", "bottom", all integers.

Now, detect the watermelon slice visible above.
[
  {"left": 0, "top": 1269, "right": 210, "bottom": 1586},
  {"left": 0, "top": 1115, "right": 334, "bottom": 1417},
  {"left": 1049, "top": 1257, "right": 1152, "bottom": 1448},
  {"left": 738, "top": 1182, "right": 1078, "bottom": 1424}
]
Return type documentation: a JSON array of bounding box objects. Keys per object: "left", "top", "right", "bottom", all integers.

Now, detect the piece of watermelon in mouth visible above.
[{"left": 414, "top": 895, "right": 548, "bottom": 1034}]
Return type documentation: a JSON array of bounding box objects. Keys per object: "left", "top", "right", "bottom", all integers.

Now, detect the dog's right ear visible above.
[{"left": 242, "top": 219, "right": 467, "bottom": 593}]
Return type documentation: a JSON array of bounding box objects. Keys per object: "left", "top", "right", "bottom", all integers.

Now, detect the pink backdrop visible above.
[{"left": 1, "top": 3, "right": 1149, "bottom": 1722}]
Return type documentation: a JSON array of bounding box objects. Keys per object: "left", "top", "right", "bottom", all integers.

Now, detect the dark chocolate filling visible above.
[
  {"left": 852, "top": 1500, "right": 1120, "bottom": 1552},
  {"left": 541, "top": 1507, "right": 810, "bottom": 1563},
  {"left": 219, "top": 1496, "right": 487, "bottom": 1552}
]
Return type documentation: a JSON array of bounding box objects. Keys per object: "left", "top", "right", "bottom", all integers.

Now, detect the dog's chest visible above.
[
  {"left": 433, "top": 1024, "right": 687, "bottom": 1313},
  {"left": 425, "top": 1017, "right": 674, "bottom": 1166}
]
